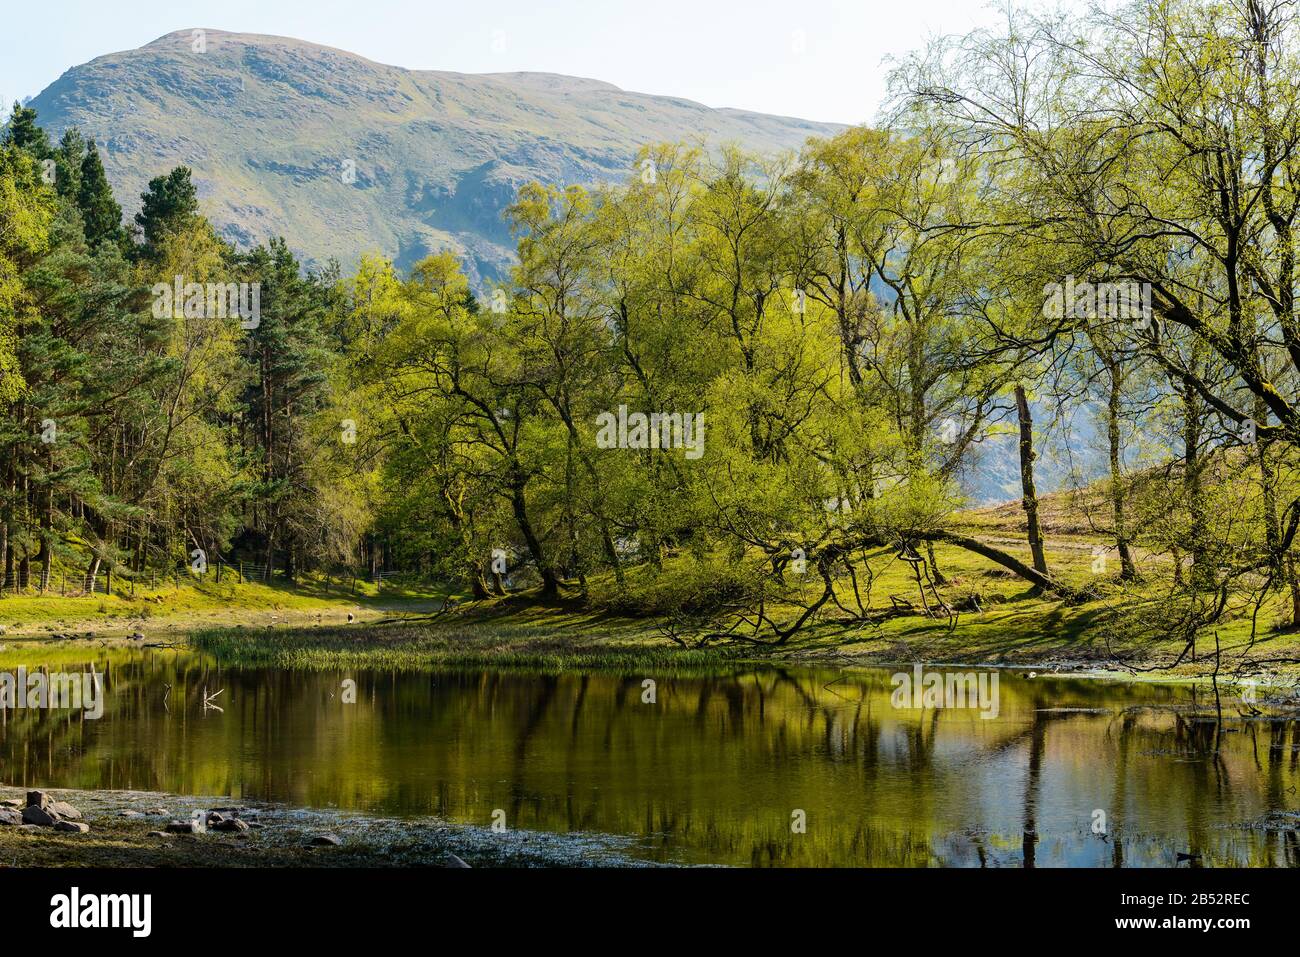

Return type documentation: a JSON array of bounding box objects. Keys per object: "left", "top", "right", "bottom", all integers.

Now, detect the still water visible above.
[{"left": 2, "top": 649, "right": 1298, "bottom": 866}]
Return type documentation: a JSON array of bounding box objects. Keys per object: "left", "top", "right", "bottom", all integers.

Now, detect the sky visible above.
[{"left": 1, "top": 0, "right": 1025, "bottom": 125}]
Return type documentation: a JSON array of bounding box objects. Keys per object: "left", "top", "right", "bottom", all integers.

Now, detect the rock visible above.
[
  {"left": 445, "top": 853, "right": 471, "bottom": 868},
  {"left": 0, "top": 798, "right": 21, "bottom": 808},
  {"left": 247, "top": 821, "right": 265, "bottom": 830},
  {"left": 17, "top": 824, "right": 41, "bottom": 833},
  {"left": 212, "top": 818, "right": 249, "bottom": 832},
  {"left": 205, "top": 811, "right": 226, "bottom": 826},
  {"left": 48, "top": 801, "right": 81, "bottom": 820},
  {"left": 309, "top": 834, "right": 342, "bottom": 847},
  {"left": 120, "top": 810, "right": 145, "bottom": 818},
  {"left": 146, "top": 830, "right": 167, "bottom": 838},
  {"left": 25, "top": 790, "right": 51, "bottom": 809},
  {"left": 53, "top": 820, "right": 89, "bottom": 833},
  {"left": 0, "top": 808, "right": 22, "bottom": 825},
  {"left": 143, "top": 807, "right": 168, "bottom": 816},
  {"left": 165, "top": 820, "right": 199, "bottom": 834},
  {"left": 22, "top": 805, "right": 58, "bottom": 826}
]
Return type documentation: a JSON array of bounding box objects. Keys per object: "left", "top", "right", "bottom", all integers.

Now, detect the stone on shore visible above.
[
  {"left": 21, "top": 805, "right": 58, "bottom": 826},
  {"left": 53, "top": 820, "right": 90, "bottom": 833},
  {"left": 48, "top": 801, "right": 81, "bottom": 820},
  {"left": 309, "top": 834, "right": 342, "bottom": 847},
  {"left": 0, "top": 808, "right": 22, "bottom": 825}
]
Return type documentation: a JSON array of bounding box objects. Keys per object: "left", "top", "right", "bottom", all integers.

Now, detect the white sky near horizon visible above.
[{"left": 1, "top": 0, "right": 1070, "bottom": 125}]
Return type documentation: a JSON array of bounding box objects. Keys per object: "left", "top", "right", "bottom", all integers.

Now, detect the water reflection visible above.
[{"left": 1, "top": 649, "right": 1298, "bottom": 867}]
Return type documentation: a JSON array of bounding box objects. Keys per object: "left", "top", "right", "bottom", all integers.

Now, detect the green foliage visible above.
[
  {"left": 76, "top": 140, "right": 123, "bottom": 250},
  {"left": 134, "top": 166, "right": 199, "bottom": 256}
]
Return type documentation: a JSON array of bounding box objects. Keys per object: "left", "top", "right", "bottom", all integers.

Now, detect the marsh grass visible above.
[{"left": 190, "top": 620, "right": 735, "bottom": 674}]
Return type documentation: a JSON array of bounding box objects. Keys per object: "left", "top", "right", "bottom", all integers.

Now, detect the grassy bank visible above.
[
  {"left": 185, "top": 556, "right": 1300, "bottom": 681},
  {"left": 8, "top": 495, "right": 1300, "bottom": 680},
  {"left": 169, "top": 523, "right": 1300, "bottom": 681},
  {"left": 190, "top": 606, "right": 732, "bottom": 673},
  {"left": 0, "top": 574, "right": 446, "bottom": 641}
]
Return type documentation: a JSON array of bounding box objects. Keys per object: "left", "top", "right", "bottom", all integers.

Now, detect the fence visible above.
[
  {"left": 0, "top": 562, "right": 435, "bottom": 598},
  {"left": 0, "top": 560, "right": 284, "bottom": 598}
]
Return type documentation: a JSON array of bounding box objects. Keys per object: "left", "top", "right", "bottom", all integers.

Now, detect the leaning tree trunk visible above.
[
  {"left": 930, "top": 531, "right": 1062, "bottom": 592},
  {"left": 1014, "top": 385, "right": 1049, "bottom": 578},
  {"left": 508, "top": 470, "right": 560, "bottom": 600}
]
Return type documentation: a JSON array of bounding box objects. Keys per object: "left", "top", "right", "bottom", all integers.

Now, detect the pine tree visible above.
[
  {"left": 54, "top": 128, "right": 85, "bottom": 201},
  {"left": 134, "top": 166, "right": 199, "bottom": 256},
  {"left": 1, "top": 103, "right": 52, "bottom": 160},
  {"left": 77, "top": 140, "right": 123, "bottom": 250}
]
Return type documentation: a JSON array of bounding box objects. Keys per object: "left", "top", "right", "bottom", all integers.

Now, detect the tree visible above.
[
  {"left": 77, "top": 140, "right": 123, "bottom": 250},
  {"left": 135, "top": 167, "right": 199, "bottom": 257},
  {"left": 1, "top": 103, "right": 52, "bottom": 160}
]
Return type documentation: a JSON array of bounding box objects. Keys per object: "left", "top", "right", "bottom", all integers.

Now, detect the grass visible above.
[
  {"left": 190, "top": 610, "right": 735, "bottom": 674},
  {"left": 0, "top": 571, "right": 447, "bottom": 640}
]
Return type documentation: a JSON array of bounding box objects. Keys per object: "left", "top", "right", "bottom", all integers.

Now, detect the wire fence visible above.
[{"left": 0, "top": 561, "right": 435, "bottom": 597}]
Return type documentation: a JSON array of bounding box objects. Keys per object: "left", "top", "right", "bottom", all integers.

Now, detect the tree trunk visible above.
[
  {"left": 930, "top": 531, "right": 1063, "bottom": 592},
  {"left": 508, "top": 471, "right": 559, "bottom": 599},
  {"left": 1253, "top": 394, "right": 1300, "bottom": 624},
  {"left": 1181, "top": 375, "right": 1209, "bottom": 590},
  {"left": 37, "top": 461, "right": 52, "bottom": 593},
  {"left": 1014, "top": 385, "right": 1049, "bottom": 577},
  {"left": 1102, "top": 357, "right": 1136, "bottom": 579}
]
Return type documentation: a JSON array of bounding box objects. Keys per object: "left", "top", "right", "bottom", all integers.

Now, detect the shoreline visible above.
[
  {"left": 3, "top": 584, "right": 1298, "bottom": 684},
  {"left": 0, "top": 786, "right": 659, "bottom": 868}
]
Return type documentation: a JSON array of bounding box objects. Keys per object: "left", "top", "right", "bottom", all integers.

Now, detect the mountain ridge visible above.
[{"left": 28, "top": 29, "right": 844, "bottom": 281}]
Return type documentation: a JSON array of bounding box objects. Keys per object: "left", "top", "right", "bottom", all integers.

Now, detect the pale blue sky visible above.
[{"left": 3, "top": 0, "right": 1026, "bottom": 124}]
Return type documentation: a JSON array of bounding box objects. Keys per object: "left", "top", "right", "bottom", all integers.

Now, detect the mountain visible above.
[{"left": 27, "top": 29, "right": 844, "bottom": 282}]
